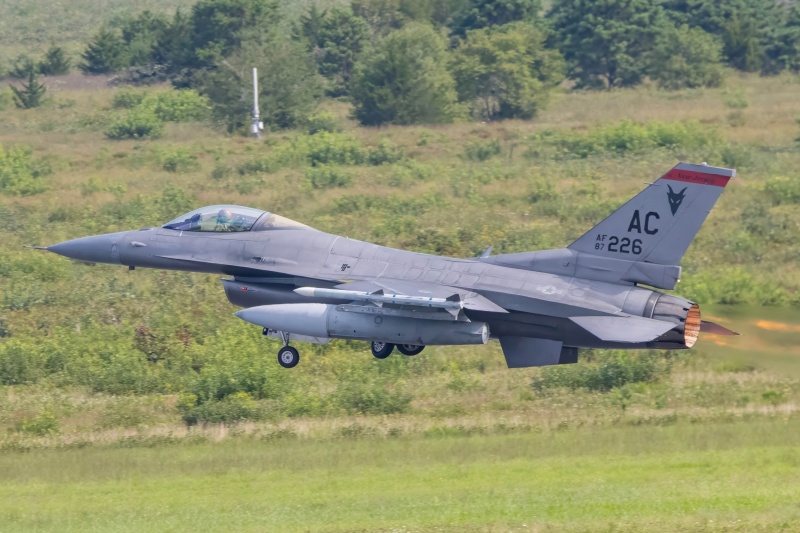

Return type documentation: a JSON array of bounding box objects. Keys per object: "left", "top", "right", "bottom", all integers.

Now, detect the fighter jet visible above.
[{"left": 43, "top": 162, "right": 737, "bottom": 369}]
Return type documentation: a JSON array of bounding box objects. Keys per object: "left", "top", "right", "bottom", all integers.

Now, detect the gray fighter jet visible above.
[{"left": 44, "top": 162, "right": 738, "bottom": 369}]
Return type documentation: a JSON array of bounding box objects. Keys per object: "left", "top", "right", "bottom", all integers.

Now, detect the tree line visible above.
[{"left": 5, "top": 0, "right": 800, "bottom": 126}]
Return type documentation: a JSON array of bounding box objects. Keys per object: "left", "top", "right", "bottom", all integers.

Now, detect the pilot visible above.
[{"left": 214, "top": 209, "right": 233, "bottom": 232}]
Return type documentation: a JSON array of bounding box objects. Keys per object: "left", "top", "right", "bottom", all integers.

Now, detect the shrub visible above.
[
  {"left": 112, "top": 88, "right": 147, "bottom": 109},
  {"left": 180, "top": 392, "right": 264, "bottom": 425},
  {"left": 764, "top": 176, "right": 800, "bottom": 205},
  {"left": 332, "top": 366, "right": 412, "bottom": 415},
  {"left": 305, "top": 132, "right": 366, "bottom": 166},
  {"left": 0, "top": 144, "right": 49, "bottom": 196},
  {"left": 105, "top": 109, "right": 164, "bottom": 140},
  {"left": 367, "top": 140, "right": 404, "bottom": 165},
  {"left": 145, "top": 89, "right": 210, "bottom": 122},
  {"left": 305, "top": 165, "right": 353, "bottom": 189},
  {"left": 15, "top": 409, "right": 59, "bottom": 436},
  {"left": 533, "top": 351, "right": 668, "bottom": 392},
  {"left": 305, "top": 112, "right": 341, "bottom": 134},
  {"left": 160, "top": 148, "right": 200, "bottom": 173},
  {"left": 527, "top": 120, "right": 721, "bottom": 159},
  {"left": 464, "top": 139, "right": 502, "bottom": 161}
]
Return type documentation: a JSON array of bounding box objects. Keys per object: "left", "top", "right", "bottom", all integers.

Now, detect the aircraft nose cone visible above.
[{"left": 47, "top": 232, "right": 125, "bottom": 264}]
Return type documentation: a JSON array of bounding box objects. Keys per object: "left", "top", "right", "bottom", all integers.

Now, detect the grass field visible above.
[{"left": 1, "top": 420, "right": 798, "bottom": 532}]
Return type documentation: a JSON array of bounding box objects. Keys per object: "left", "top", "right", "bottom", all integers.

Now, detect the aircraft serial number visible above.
[{"left": 595, "top": 236, "right": 642, "bottom": 254}]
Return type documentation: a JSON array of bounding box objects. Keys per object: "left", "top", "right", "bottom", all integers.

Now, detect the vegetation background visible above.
[{"left": 0, "top": 0, "right": 799, "bottom": 531}]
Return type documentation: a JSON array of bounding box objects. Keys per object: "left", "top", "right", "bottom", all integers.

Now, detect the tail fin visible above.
[{"left": 568, "top": 163, "right": 734, "bottom": 266}]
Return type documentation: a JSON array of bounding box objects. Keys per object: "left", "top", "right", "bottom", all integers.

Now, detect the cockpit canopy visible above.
[{"left": 162, "top": 205, "right": 309, "bottom": 232}]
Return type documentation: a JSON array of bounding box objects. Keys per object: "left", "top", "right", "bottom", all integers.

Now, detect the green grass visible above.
[{"left": 1, "top": 420, "right": 798, "bottom": 532}]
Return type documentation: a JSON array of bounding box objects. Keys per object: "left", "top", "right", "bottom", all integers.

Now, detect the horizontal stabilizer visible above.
[
  {"left": 700, "top": 320, "right": 739, "bottom": 336},
  {"left": 570, "top": 315, "right": 675, "bottom": 343}
]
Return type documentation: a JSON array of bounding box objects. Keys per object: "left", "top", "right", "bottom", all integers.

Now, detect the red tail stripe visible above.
[{"left": 663, "top": 169, "right": 731, "bottom": 187}]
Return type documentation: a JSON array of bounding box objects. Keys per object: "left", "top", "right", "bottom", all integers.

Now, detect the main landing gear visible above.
[{"left": 371, "top": 341, "right": 425, "bottom": 358}]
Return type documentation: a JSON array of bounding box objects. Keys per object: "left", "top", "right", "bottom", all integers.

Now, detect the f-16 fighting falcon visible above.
[{"left": 42, "top": 162, "right": 738, "bottom": 369}]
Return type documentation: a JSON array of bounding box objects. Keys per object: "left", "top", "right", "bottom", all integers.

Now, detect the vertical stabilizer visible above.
[{"left": 568, "top": 163, "right": 734, "bottom": 266}]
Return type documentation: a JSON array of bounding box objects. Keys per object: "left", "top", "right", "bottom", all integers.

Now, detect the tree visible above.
[
  {"left": 350, "top": 23, "right": 460, "bottom": 125},
  {"left": 10, "top": 70, "right": 46, "bottom": 109},
  {"left": 763, "top": 4, "right": 800, "bottom": 74},
  {"left": 119, "top": 11, "right": 170, "bottom": 67},
  {"left": 648, "top": 25, "right": 725, "bottom": 90},
  {"left": 81, "top": 28, "right": 127, "bottom": 74},
  {"left": 451, "top": 22, "right": 563, "bottom": 120},
  {"left": 660, "top": 0, "right": 786, "bottom": 74},
  {"left": 152, "top": 9, "right": 195, "bottom": 73},
  {"left": 299, "top": 7, "right": 369, "bottom": 96},
  {"left": 38, "top": 45, "right": 71, "bottom": 76},
  {"left": 452, "top": 0, "right": 542, "bottom": 36},
  {"left": 189, "top": 0, "right": 279, "bottom": 68},
  {"left": 198, "top": 39, "right": 322, "bottom": 131},
  {"left": 9, "top": 54, "right": 37, "bottom": 79},
  {"left": 548, "top": 0, "right": 666, "bottom": 89}
]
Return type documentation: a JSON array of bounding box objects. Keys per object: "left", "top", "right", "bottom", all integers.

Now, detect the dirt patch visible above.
[{"left": 40, "top": 73, "right": 115, "bottom": 91}]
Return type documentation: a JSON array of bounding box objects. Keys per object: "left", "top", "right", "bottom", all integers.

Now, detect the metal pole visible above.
[{"left": 251, "top": 67, "right": 262, "bottom": 139}]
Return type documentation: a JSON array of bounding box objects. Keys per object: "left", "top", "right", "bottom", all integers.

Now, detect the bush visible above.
[
  {"left": 304, "top": 131, "right": 366, "bottom": 166},
  {"left": 160, "top": 148, "right": 200, "bottom": 173},
  {"left": 464, "top": 139, "right": 502, "bottom": 161},
  {"left": 764, "top": 176, "right": 800, "bottom": 205},
  {"left": 305, "top": 165, "right": 353, "bottom": 189},
  {"left": 179, "top": 392, "right": 264, "bottom": 425},
  {"left": 332, "top": 366, "right": 412, "bottom": 415},
  {"left": 15, "top": 409, "right": 59, "bottom": 436},
  {"left": 533, "top": 351, "right": 668, "bottom": 392},
  {"left": 305, "top": 112, "right": 341, "bottom": 134},
  {"left": 367, "top": 140, "right": 404, "bottom": 165},
  {"left": 145, "top": 89, "right": 210, "bottom": 122},
  {"left": 527, "top": 120, "right": 721, "bottom": 159},
  {"left": 0, "top": 144, "right": 49, "bottom": 196},
  {"left": 112, "top": 88, "right": 147, "bottom": 109},
  {"left": 105, "top": 109, "right": 164, "bottom": 140}
]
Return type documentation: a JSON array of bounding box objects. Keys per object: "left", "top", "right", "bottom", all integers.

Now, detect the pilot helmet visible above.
[{"left": 217, "top": 209, "right": 232, "bottom": 224}]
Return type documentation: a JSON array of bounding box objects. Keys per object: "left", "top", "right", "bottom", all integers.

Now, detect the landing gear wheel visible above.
[
  {"left": 371, "top": 341, "right": 394, "bottom": 359},
  {"left": 397, "top": 344, "right": 424, "bottom": 356},
  {"left": 277, "top": 346, "right": 300, "bottom": 368}
]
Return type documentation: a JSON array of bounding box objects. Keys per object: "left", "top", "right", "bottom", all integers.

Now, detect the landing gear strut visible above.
[
  {"left": 371, "top": 341, "right": 394, "bottom": 359},
  {"left": 397, "top": 344, "right": 424, "bottom": 356},
  {"left": 265, "top": 328, "right": 300, "bottom": 368}
]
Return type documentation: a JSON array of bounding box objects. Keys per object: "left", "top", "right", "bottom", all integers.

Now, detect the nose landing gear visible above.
[{"left": 265, "top": 328, "right": 300, "bottom": 368}]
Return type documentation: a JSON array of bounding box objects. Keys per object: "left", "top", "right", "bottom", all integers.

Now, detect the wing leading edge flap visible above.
[
  {"left": 499, "top": 337, "right": 578, "bottom": 368},
  {"left": 569, "top": 315, "right": 675, "bottom": 343}
]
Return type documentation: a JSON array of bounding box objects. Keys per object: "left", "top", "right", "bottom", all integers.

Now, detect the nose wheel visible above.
[
  {"left": 277, "top": 345, "right": 299, "bottom": 368},
  {"left": 371, "top": 341, "right": 394, "bottom": 359}
]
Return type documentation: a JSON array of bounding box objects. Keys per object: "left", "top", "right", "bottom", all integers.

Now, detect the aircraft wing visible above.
[{"left": 332, "top": 279, "right": 509, "bottom": 313}]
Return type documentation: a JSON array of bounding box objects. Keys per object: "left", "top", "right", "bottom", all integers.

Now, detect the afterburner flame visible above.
[{"left": 685, "top": 304, "right": 701, "bottom": 348}]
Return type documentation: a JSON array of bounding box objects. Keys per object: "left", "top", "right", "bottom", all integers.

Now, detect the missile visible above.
[{"left": 294, "top": 287, "right": 464, "bottom": 311}]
